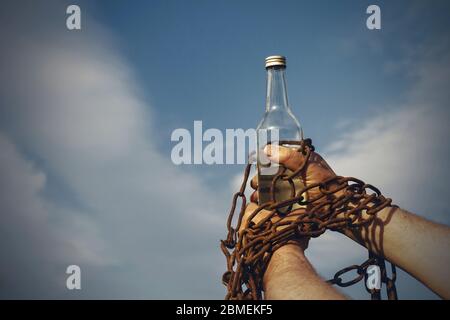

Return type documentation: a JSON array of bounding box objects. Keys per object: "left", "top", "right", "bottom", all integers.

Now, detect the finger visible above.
[
  {"left": 240, "top": 202, "right": 259, "bottom": 233},
  {"left": 264, "top": 144, "right": 305, "bottom": 172},
  {"left": 242, "top": 202, "right": 271, "bottom": 226},
  {"left": 250, "top": 190, "right": 258, "bottom": 203},
  {"left": 310, "top": 152, "right": 337, "bottom": 175},
  {"left": 243, "top": 202, "right": 259, "bottom": 220},
  {"left": 244, "top": 201, "right": 261, "bottom": 215},
  {"left": 250, "top": 175, "right": 258, "bottom": 190}
]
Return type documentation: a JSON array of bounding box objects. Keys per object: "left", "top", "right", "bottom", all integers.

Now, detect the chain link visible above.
[{"left": 221, "top": 139, "right": 398, "bottom": 300}]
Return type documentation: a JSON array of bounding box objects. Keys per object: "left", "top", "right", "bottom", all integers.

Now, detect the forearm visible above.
[
  {"left": 263, "top": 244, "right": 347, "bottom": 300},
  {"left": 340, "top": 206, "right": 450, "bottom": 299}
]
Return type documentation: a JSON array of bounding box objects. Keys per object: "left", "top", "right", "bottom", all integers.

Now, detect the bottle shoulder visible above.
[{"left": 256, "top": 107, "right": 302, "bottom": 131}]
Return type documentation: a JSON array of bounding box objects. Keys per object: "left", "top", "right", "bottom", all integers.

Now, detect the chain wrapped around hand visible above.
[{"left": 220, "top": 139, "right": 398, "bottom": 300}]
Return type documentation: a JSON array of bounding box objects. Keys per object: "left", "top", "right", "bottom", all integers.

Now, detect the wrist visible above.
[
  {"left": 274, "top": 243, "right": 305, "bottom": 256},
  {"left": 263, "top": 244, "right": 310, "bottom": 297},
  {"left": 264, "top": 244, "right": 305, "bottom": 283}
]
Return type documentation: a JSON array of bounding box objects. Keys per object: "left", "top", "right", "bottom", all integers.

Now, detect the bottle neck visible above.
[{"left": 265, "top": 66, "right": 290, "bottom": 112}]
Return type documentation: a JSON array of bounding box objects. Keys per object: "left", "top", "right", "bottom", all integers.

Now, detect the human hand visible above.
[
  {"left": 250, "top": 144, "right": 338, "bottom": 203},
  {"left": 241, "top": 144, "right": 339, "bottom": 251},
  {"left": 238, "top": 202, "right": 309, "bottom": 251},
  {"left": 238, "top": 201, "right": 347, "bottom": 300}
]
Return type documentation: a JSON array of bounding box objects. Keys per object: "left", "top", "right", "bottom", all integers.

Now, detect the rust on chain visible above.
[{"left": 220, "top": 139, "right": 398, "bottom": 300}]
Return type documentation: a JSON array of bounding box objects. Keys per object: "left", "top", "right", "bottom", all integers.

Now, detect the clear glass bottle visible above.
[{"left": 256, "top": 55, "right": 304, "bottom": 210}]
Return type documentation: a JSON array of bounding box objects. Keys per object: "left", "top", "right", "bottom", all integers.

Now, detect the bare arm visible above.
[
  {"left": 340, "top": 206, "right": 450, "bottom": 299},
  {"left": 263, "top": 244, "right": 347, "bottom": 300},
  {"left": 259, "top": 144, "right": 450, "bottom": 299},
  {"left": 241, "top": 203, "right": 347, "bottom": 300}
]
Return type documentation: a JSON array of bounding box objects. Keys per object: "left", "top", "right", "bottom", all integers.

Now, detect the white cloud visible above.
[
  {"left": 324, "top": 60, "right": 450, "bottom": 225},
  {"left": 0, "top": 1, "right": 448, "bottom": 300},
  {"left": 0, "top": 133, "right": 109, "bottom": 298},
  {"left": 308, "top": 46, "right": 450, "bottom": 299},
  {"left": 229, "top": 51, "right": 450, "bottom": 297},
  {"left": 0, "top": 2, "right": 226, "bottom": 298}
]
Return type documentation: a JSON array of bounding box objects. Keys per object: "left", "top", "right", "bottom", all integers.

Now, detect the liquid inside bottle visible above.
[{"left": 257, "top": 146, "right": 305, "bottom": 214}]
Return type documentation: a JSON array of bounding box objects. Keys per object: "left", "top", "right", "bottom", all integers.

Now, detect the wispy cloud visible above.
[
  {"left": 310, "top": 42, "right": 450, "bottom": 299},
  {"left": 0, "top": 0, "right": 448, "bottom": 300},
  {"left": 0, "top": 1, "right": 226, "bottom": 298},
  {"left": 225, "top": 39, "right": 450, "bottom": 300},
  {"left": 324, "top": 48, "right": 450, "bottom": 224}
]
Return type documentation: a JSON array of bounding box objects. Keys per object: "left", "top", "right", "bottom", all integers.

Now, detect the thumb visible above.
[{"left": 264, "top": 144, "right": 305, "bottom": 172}]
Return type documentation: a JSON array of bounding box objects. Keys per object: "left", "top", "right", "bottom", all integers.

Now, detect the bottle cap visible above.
[{"left": 265, "top": 55, "right": 286, "bottom": 68}]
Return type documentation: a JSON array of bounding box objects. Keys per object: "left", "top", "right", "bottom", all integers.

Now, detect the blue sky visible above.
[
  {"left": 0, "top": 0, "right": 449, "bottom": 299},
  {"left": 88, "top": 0, "right": 440, "bottom": 137},
  {"left": 87, "top": 0, "right": 450, "bottom": 180}
]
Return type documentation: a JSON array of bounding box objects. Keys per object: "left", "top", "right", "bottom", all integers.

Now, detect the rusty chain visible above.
[{"left": 220, "top": 139, "right": 398, "bottom": 300}]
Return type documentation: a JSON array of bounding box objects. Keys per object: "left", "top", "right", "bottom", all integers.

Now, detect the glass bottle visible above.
[{"left": 256, "top": 55, "right": 305, "bottom": 210}]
